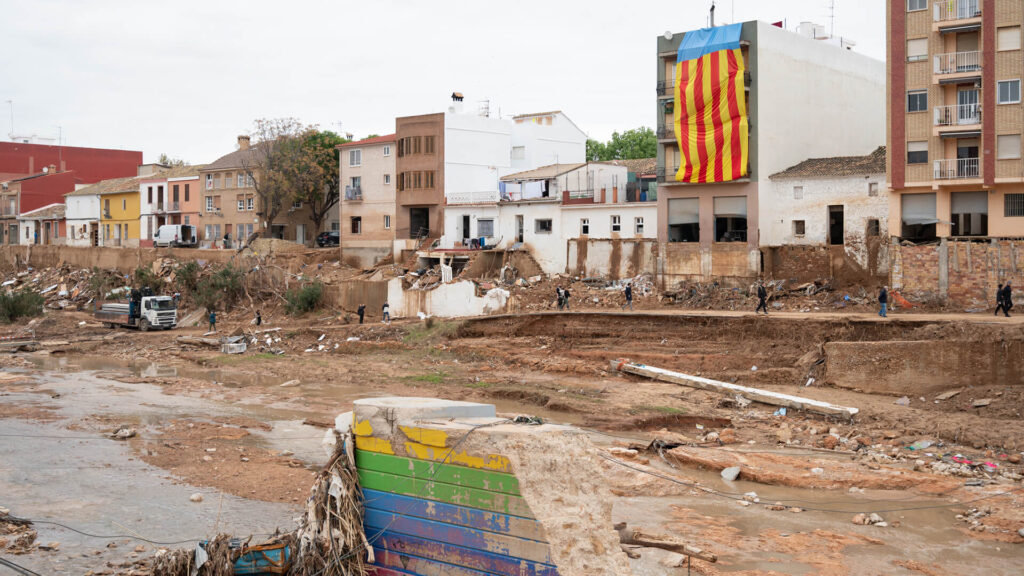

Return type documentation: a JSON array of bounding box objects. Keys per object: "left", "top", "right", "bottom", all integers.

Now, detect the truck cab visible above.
[{"left": 95, "top": 288, "right": 178, "bottom": 331}]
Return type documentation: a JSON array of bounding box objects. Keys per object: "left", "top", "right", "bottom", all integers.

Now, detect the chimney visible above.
[
  {"left": 237, "top": 135, "right": 251, "bottom": 150},
  {"left": 449, "top": 91, "right": 465, "bottom": 115},
  {"left": 49, "top": 164, "right": 57, "bottom": 174}
]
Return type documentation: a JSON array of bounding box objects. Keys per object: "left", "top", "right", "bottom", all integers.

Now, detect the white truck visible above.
[
  {"left": 95, "top": 289, "right": 177, "bottom": 331},
  {"left": 153, "top": 224, "right": 198, "bottom": 248}
]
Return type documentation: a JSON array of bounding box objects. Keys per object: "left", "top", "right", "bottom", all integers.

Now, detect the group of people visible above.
[
  {"left": 555, "top": 286, "right": 572, "bottom": 310},
  {"left": 356, "top": 302, "right": 390, "bottom": 324},
  {"left": 995, "top": 281, "right": 1014, "bottom": 317}
]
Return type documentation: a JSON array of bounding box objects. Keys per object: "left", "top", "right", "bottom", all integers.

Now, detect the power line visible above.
[{"left": 0, "top": 556, "right": 43, "bottom": 576}]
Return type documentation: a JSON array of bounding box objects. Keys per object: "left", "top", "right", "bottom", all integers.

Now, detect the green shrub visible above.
[
  {"left": 194, "top": 264, "right": 245, "bottom": 311},
  {"left": 285, "top": 281, "right": 324, "bottom": 315},
  {"left": 133, "top": 267, "right": 163, "bottom": 293},
  {"left": 176, "top": 261, "right": 201, "bottom": 294},
  {"left": 0, "top": 290, "right": 44, "bottom": 323}
]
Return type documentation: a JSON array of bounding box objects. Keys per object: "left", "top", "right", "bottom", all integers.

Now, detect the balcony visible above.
[
  {"left": 345, "top": 185, "right": 363, "bottom": 201},
  {"left": 934, "top": 0, "right": 980, "bottom": 22},
  {"left": 168, "top": 201, "right": 180, "bottom": 212},
  {"left": 155, "top": 202, "right": 165, "bottom": 213},
  {"left": 656, "top": 127, "right": 674, "bottom": 141},
  {"left": 934, "top": 51, "right": 981, "bottom": 75},
  {"left": 657, "top": 167, "right": 680, "bottom": 183},
  {"left": 102, "top": 209, "right": 111, "bottom": 219},
  {"left": 934, "top": 103, "right": 981, "bottom": 128},
  {"left": 656, "top": 80, "right": 674, "bottom": 98},
  {"left": 934, "top": 158, "right": 980, "bottom": 180},
  {"left": 562, "top": 188, "right": 603, "bottom": 205},
  {"left": 447, "top": 190, "right": 498, "bottom": 204}
]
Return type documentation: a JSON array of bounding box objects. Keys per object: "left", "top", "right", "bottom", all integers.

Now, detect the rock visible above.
[
  {"left": 743, "top": 491, "right": 759, "bottom": 502},
  {"left": 874, "top": 522, "right": 889, "bottom": 528},
  {"left": 776, "top": 424, "right": 792, "bottom": 444},
  {"left": 718, "top": 428, "right": 737, "bottom": 444},
  {"left": 810, "top": 467, "right": 824, "bottom": 475},
  {"left": 704, "top": 431, "right": 720, "bottom": 442},
  {"left": 913, "top": 459, "right": 927, "bottom": 471},
  {"left": 1009, "top": 454, "right": 1022, "bottom": 464},
  {"left": 189, "top": 493, "right": 203, "bottom": 503},
  {"left": 868, "top": 513, "right": 885, "bottom": 525},
  {"left": 609, "top": 447, "right": 638, "bottom": 459},
  {"left": 280, "top": 449, "right": 294, "bottom": 457},
  {"left": 852, "top": 513, "right": 869, "bottom": 525},
  {"left": 134, "top": 545, "right": 146, "bottom": 552},
  {"left": 789, "top": 507, "right": 803, "bottom": 513},
  {"left": 1018, "top": 527, "right": 1024, "bottom": 538},
  {"left": 856, "top": 436, "right": 873, "bottom": 447},
  {"left": 280, "top": 379, "right": 301, "bottom": 388},
  {"left": 721, "top": 466, "right": 741, "bottom": 481},
  {"left": 738, "top": 500, "right": 751, "bottom": 507},
  {"left": 882, "top": 430, "right": 899, "bottom": 439},
  {"left": 823, "top": 435, "right": 839, "bottom": 450},
  {"left": 202, "top": 455, "right": 212, "bottom": 462},
  {"left": 935, "top": 389, "right": 963, "bottom": 401},
  {"left": 973, "top": 398, "right": 992, "bottom": 408},
  {"left": 894, "top": 396, "right": 910, "bottom": 406},
  {"left": 765, "top": 502, "right": 786, "bottom": 511}
]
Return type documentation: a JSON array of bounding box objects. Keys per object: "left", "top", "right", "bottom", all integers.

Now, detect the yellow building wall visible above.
[{"left": 101, "top": 191, "right": 141, "bottom": 239}]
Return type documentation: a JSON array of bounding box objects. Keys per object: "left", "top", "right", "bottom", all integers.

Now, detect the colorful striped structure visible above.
[{"left": 346, "top": 398, "right": 562, "bottom": 576}]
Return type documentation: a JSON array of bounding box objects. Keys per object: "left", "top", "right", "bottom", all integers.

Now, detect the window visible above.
[
  {"left": 998, "top": 80, "right": 1021, "bottom": 104},
  {"left": 714, "top": 196, "right": 747, "bottom": 242},
  {"left": 426, "top": 171, "right": 435, "bottom": 188},
  {"left": 413, "top": 137, "right": 421, "bottom": 154},
  {"left": 907, "top": 38, "right": 927, "bottom": 62},
  {"left": 384, "top": 174, "right": 391, "bottom": 185},
  {"left": 511, "top": 146, "right": 526, "bottom": 160},
  {"left": 907, "top": 90, "right": 927, "bottom": 113},
  {"left": 580, "top": 218, "right": 590, "bottom": 235},
  {"left": 998, "top": 26, "right": 1021, "bottom": 51},
  {"left": 237, "top": 173, "right": 245, "bottom": 187},
  {"left": 425, "top": 136, "right": 436, "bottom": 154},
  {"left": 383, "top": 145, "right": 391, "bottom": 157},
  {"left": 998, "top": 134, "right": 1022, "bottom": 159},
  {"left": 122, "top": 199, "right": 126, "bottom": 210},
  {"left": 397, "top": 139, "right": 405, "bottom": 157},
  {"left": 384, "top": 215, "right": 391, "bottom": 229},
  {"left": 793, "top": 220, "right": 806, "bottom": 236},
  {"left": 206, "top": 174, "right": 213, "bottom": 190},
  {"left": 869, "top": 183, "right": 879, "bottom": 197},
  {"left": 237, "top": 196, "right": 244, "bottom": 211},
  {"left": 477, "top": 219, "right": 494, "bottom": 237},
  {"left": 635, "top": 217, "right": 644, "bottom": 235},
  {"left": 902, "top": 193, "right": 937, "bottom": 240},
  {"left": 793, "top": 186, "right": 804, "bottom": 200},
  {"left": 184, "top": 184, "right": 190, "bottom": 202},
  {"left": 104, "top": 199, "right": 110, "bottom": 214},
  {"left": 350, "top": 216, "right": 361, "bottom": 234},
  {"left": 172, "top": 184, "right": 179, "bottom": 202},
  {"left": 907, "top": 141, "right": 928, "bottom": 164},
  {"left": 906, "top": 0, "right": 926, "bottom": 11},
  {"left": 205, "top": 196, "right": 214, "bottom": 211},
  {"left": 1005, "top": 193, "right": 1024, "bottom": 216},
  {"left": 668, "top": 198, "right": 699, "bottom": 242},
  {"left": 331, "top": 222, "right": 339, "bottom": 232},
  {"left": 147, "top": 186, "right": 153, "bottom": 204},
  {"left": 223, "top": 172, "right": 232, "bottom": 187},
  {"left": 952, "top": 191, "right": 988, "bottom": 236},
  {"left": 246, "top": 196, "right": 254, "bottom": 211},
  {"left": 611, "top": 215, "right": 621, "bottom": 232},
  {"left": 349, "top": 149, "right": 362, "bottom": 166},
  {"left": 535, "top": 219, "right": 553, "bottom": 233},
  {"left": 184, "top": 215, "right": 190, "bottom": 225},
  {"left": 215, "top": 173, "right": 221, "bottom": 189},
  {"left": 292, "top": 201, "right": 302, "bottom": 209}
]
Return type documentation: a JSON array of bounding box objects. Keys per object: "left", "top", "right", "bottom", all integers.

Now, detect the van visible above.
[{"left": 154, "top": 224, "right": 198, "bottom": 248}]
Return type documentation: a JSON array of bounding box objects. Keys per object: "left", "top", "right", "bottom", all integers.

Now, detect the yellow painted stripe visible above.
[
  {"left": 694, "top": 52, "right": 715, "bottom": 184},
  {"left": 678, "top": 58, "right": 700, "bottom": 182},
  {"left": 353, "top": 418, "right": 374, "bottom": 437},
  {"left": 732, "top": 48, "right": 750, "bottom": 177},
  {"left": 354, "top": 435, "right": 513, "bottom": 473},
  {"left": 718, "top": 49, "right": 734, "bottom": 180},
  {"left": 399, "top": 425, "right": 450, "bottom": 448}
]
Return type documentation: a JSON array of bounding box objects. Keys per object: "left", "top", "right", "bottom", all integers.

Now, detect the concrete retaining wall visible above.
[{"left": 567, "top": 239, "right": 657, "bottom": 280}]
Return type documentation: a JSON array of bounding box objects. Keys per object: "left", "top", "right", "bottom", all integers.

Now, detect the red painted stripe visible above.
[
  {"left": 709, "top": 49, "right": 726, "bottom": 182},
  {"left": 690, "top": 55, "right": 708, "bottom": 183},
  {"left": 983, "top": 0, "right": 996, "bottom": 187},
  {"left": 725, "top": 50, "right": 743, "bottom": 180},
  {"left": 677, "top": 61, "right": 691, "bottom": 183}
]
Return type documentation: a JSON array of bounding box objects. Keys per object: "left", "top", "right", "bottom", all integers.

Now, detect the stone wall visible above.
[
  {"left": 566, "top": 239, "right": 658, "bottom": 280},
  {"left": 890, "top": 239, "right": 1024, "bottom": 308}
]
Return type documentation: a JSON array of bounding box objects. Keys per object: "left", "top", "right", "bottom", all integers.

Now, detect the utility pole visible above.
[
  {"left": 5, "top": 100, "right": 12, "bottom": 140},
  {"left": 57, "top": 126, "right": 62, "bottom": 170},
  {"left": 830, "top": 0, "right": 836, "bottom": 39},
  {"left": 710, "top": 1, "right": 715, "bottom": 27}
]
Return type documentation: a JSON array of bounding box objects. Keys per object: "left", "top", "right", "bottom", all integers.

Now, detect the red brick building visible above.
[
  {"left": 0, "top": 142, "right": 141, "bottom": 185},
  {"left": 0, "top": 170, "right": 77, "bottom": 244}
]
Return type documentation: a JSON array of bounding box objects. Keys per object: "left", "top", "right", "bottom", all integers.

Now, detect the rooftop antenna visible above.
[
  {"left": 5, "top": 100, "right": 12, "bottom": 140},
  {"left": 710, "top": 1, "right": 716, "bottom": 27},
  {"left": 830, "top": 0, "right": 836, "bottom": 39}
]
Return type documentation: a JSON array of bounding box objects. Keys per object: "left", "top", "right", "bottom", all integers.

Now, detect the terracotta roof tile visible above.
[
  {"left": 771, "top": 147, "right": 886, "bottom": 179},
  {"left": 337, "top": 134, "right": 396, "bottom": 148},
  {"left": 20, "top": 203, "right": 65, "bottom": 220},
  {"left": 66, "top": 176, "right": 143, "bottom": 197},
  {"left": 501, "top": 163, "right": 586, "bottom": 181}
]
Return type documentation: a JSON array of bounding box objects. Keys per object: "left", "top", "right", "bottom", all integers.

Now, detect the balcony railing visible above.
[
  {"left": 168, "top": 201, "right": 180, "bottom": 212},
  {"left": 934, "top": 51, "right": 981, "bottom": 75},
  {"left": 934, "top": 103, "right": 981, "bottom": 126},
  {"left": 934, "top": 158, "right": 980, "bottom": 180},
  {"left": 102, "top": 210, "right": 111, "bottom": 219},
  {"left": 155, "top": 203, "right": 164, "bottom": 212},
  {"left": 344, "top": 185, "right": 362, "bottom": 201},
  {"left": 934, "top": 0, "right": 980, "bottom": 22},
  {"left": 656, "top": 80, "right": 674, "bottom": 97},
  {"left": 567, "top": 189, "right": 595, "bottom": 200},
  {"left": 656, "top": 127, "right": 674, "bottom": 140},
  {"left": 657, "top": 167, "right": 682, "bottom": 183},
  {"left": 448, "top": 190, "right": 498, "bottom": 204}
]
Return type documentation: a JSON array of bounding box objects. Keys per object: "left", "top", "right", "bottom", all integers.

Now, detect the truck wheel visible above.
[{"left": 140, "top": 319, "right": 150, "bottom": 332}]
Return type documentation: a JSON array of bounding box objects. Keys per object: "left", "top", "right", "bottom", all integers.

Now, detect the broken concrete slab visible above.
[{"left": 935, "top": 389, "right": 963, "bottom": 401}]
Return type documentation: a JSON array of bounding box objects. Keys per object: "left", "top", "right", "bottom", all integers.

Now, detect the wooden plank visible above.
[
  {"left": 355, "top": 435, "right": 513, "bottom": 473},
  {"left": 363, "top": 489, "right": 547, "bottom": 542},
  {"left": 373, "top": 549, "right": 492, "bottom": 576},
  {"left": 358, "top": 470, "right": 534, "bottom": 518},
  {"left": 612, "top": 359, "right": 859, "bottom": 418},
  {"left": 365, "top": 509, "right": 553, "bottom": 564},
  {"left": 369, "top": 530, "right": 560, "bottom": 576},
  {"left": 357, "top": 450, "right": 521, "bottom": 495}
]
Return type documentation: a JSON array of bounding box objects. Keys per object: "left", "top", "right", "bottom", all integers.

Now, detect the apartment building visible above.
[
  {"left": 888, "top": 0, "right": 1024, "bottom": 240},
  {"left": 393, "top": 113, "right": 445, "bottom": 259},
  {"left": 337, "top": 135, "right": 396, "bottom": 267},
  {"left": 139, "top": 165, "right": 204, "bottom": 246},
  {"left": 656, "top": 21, "right": 885, "bottom": 286}
]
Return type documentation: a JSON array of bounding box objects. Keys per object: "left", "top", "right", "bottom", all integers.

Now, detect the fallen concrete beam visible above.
[
  {"left": 615, "top": 523, "right": 717, "bottom": 563},
  {"left": 612, "top": 359, "right": 858, "bottom": 419},
  {"left": 175, "top": 336, "right": 221, "bottom": 347}
]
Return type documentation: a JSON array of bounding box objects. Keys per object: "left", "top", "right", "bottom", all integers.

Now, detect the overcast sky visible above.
[{"left": 1, "top": 0, "right": 885, "bottom": 164}]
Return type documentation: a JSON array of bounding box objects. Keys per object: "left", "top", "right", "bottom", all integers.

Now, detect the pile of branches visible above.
[
  {"left": 291, "top": 432, "right": 371, "bottom": 576},
  {"left": 153, "top": 534, "right": 240, "bottom": 576}
]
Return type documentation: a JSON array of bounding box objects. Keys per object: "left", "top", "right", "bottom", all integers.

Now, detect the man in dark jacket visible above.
[
  {"left": 756, "top": 281, "right": 768, "bottom": 315},
  {"left": 878, "top": 285, "right": 888, "bottom": 318},
  {"left": 622, "top": 283, "right": 633, "bottom": 311},
  {"left": 555, "top": 286, "right": 564, "bottom": 310},
  {"left": 1002, "top": 281, "right": 1013, "bottom": 317},
  {"left": 995, "top": 283, "right": 1006, "bottom": 316},
  {"left": 357, "top": 304, "right": 365, "bottom": 324}
]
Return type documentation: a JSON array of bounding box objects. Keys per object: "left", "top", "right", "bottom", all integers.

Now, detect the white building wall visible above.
[
  {"left": 443, "top": 111, "right": 511, "bottom": 197},
  {"left": 138, "top": 179, "right": 168, "bottom": 241},
  {"left": 65, "top": 195, "right": 99, "bottom": 247},
  {"left": 510, "top": 112, "right": 587, "bottom": 172},
  {"left": 561, "top": 204, "right": 659, "bottom": 240},
  {"left": 754, "top": 22, "right": 885, "bottom": 183}
]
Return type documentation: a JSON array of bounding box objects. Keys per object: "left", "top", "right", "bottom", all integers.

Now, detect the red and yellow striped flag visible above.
[{"left": 673, "top": 24, "right": 749, "bottom": 183}]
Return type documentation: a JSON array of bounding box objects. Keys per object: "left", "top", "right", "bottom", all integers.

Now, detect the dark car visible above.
[{"left": 316, "top": 231, "right": 340, "bottom": 247}]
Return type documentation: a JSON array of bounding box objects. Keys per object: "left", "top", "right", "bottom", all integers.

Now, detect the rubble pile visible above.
[
  {"left": 1, "top": 265, "right": 111, "bottom": 311},
  {"left": 0, "top": 510, "right": 37, "bottom": 554}
]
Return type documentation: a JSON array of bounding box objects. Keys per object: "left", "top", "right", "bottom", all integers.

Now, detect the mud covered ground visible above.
[{"left": 1, "top": 306, "right": 1023, "bottom": 575}]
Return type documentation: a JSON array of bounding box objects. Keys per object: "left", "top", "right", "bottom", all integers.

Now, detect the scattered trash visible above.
[
  {"left": 773, "top": 407, "right": 787, "bottom": 417},
  {"left": 280, "top": 380, "right": 301, "bottom": 388},
  {"left": 907, "top": 440, "right": 933, "bottom": 451},
  {"left": 894, "top": 396, "right": 910, "bottom": 406},
  {"left": 189, "top": 493, "right": 203, "bottom": 503},
  {"left": 110, "top": 425, "right": 136, "bottom": 440},
  {"left": 972, "top": 398, "right": 992, "bottom": 408}
]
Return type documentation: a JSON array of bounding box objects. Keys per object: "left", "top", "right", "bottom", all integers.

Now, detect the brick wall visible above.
[{"left": 891, "top": 240, "right": 1024, "bottom": 308}]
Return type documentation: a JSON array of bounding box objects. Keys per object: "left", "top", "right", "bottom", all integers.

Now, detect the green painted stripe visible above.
[
  {"left": 356, "top": 450, "right": 521, "bottom": 496},
  {"left": 358, "top": 469, "right": 535, "bottom": 519}
]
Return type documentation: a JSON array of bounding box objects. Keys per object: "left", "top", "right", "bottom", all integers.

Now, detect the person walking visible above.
[
  {"left": 878, "top": 285, "right": 888, "bottom": 318},
  {"left": 555, "top": 286, "right": 564, "bottom": 310},
  {"left": 755, "top": 280, "right": 769, "bottom": 315},
  {"left": 357, "top": 304, "right": 365, "bottom": 324},
  {"left": 622, "top": 283, "right": 633, "bottom": 311},
  {"left": 255, "top": 310, "right": 262, "bottom": 326},
  {"left": 208, "top": 309, "right": 217, "bottom": 332},
  {"left": 382, "top": 301, "right": 391, "bottom": 324},
  {"left": 1002, "top": 281, "right": 1014, "bottom": 317},
  {"left": 563, "top": 287, "right": 571, "bottom": 311},
  {"left": 995, "top": 283, "right": 1006, "bottom": 316}
]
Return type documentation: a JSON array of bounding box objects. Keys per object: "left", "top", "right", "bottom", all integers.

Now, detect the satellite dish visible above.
[{"left": 664, "top": 31, "right": 674, "bottom": 40}]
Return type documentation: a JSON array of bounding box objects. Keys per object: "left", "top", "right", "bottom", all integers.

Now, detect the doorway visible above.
[
  {"left": 461, "top": 215, "right": 470, "bottom": 244},
  {"left": 409, "top": 208, "right": 429, "bottom": 238},
  {"left": 516, "top": 215, "right": 524, "bottom": 243},
  {"left": 828, "top": 205, "right": 844, "bottom": 245},
  {"left": 957, "top": 88, "right": 980, "bottom": 124}
]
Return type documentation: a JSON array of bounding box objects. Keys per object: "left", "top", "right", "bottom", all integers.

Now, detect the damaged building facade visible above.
[
  {"left": 887, "top": 0, "right": 1024, "bottom": 307},
  {"left": 656, "top": 21, "right": 886, "bottom": 287}
]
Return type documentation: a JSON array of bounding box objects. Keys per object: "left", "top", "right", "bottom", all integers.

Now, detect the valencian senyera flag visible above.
[{"left": 673, "top": 23, "right": 749, "bottom": 183}]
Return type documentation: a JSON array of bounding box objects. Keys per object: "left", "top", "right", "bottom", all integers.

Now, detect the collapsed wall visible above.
[{"left": 343, "top": 397, "right": 633, "bottom": 576}]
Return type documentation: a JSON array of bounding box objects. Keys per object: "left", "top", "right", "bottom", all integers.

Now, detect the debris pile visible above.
[
  {"left": 1, "top": 265, "right": 109, "bottom": 311},
  {"left": 0, "top": 510, "right": 37, "bottom": 554}
]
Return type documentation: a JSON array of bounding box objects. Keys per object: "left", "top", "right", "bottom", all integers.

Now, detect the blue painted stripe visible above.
[
  {"left": 368, "top": 526, "right": 559, "bottom": 576},
  {"left": 677, "top": 22, "right": 743, "bottom": 61},
  {"left": 363, "top": 489, "right": 548, "bottom": 542},
  {"left": 373, "top": 547, "right": 495, "bottom": 576},
  {"left": 366, "top": 509, "right": 552, "bottom": 564}
]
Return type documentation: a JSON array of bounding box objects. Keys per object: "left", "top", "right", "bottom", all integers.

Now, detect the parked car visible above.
[{"left": 316, "top": 231, "right": 340, "bottom": 247}]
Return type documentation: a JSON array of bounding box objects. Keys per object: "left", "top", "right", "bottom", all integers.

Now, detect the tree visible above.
[
  {"left": 292, "top": 130, "right": 348, "bottom": 243},
  {"left": 240, "top": 118, "right": 307, "bottom": 238},
  {"left": 586, "top": 128, "right": 657, "bottom": 161},
  {"left": 157, "top": 153, "right": 188, "bottom": 167}
]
